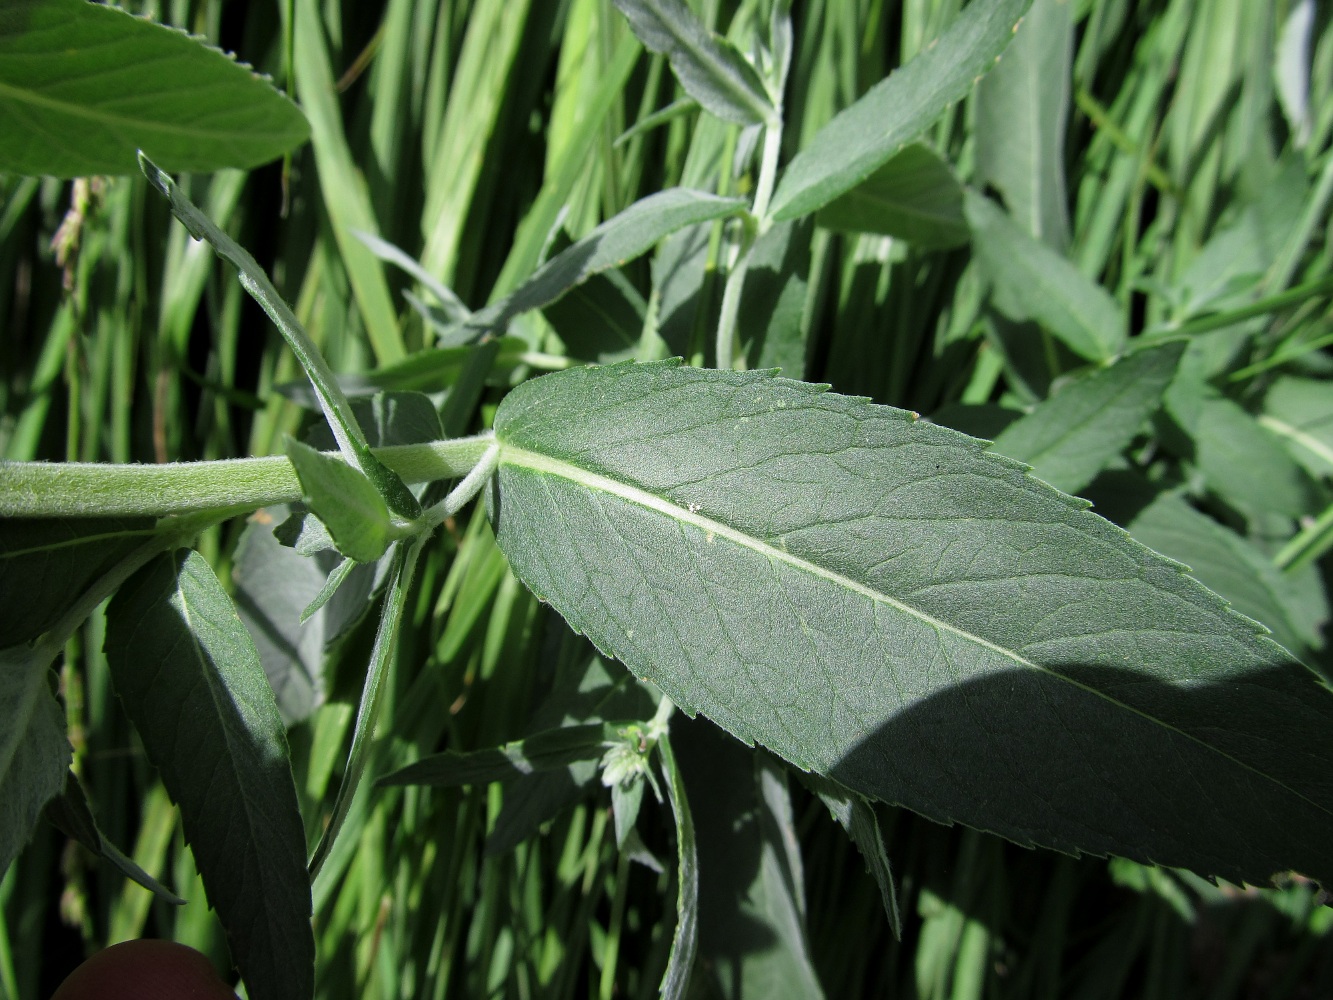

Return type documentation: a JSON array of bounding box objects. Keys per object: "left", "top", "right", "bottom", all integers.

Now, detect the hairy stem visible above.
[{"left": 0, "top": 433, "right": 496, "bottom": 518}]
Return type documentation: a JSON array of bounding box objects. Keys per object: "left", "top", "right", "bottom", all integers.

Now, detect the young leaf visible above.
[
  {"left": 0, "top": 642, "right": 69, "bottom": 878},
  {"left": 612, "top": 0, "right": 776, "bottom": 126},
  {"left": 42, "top": 770, "right": 185, "bottom": 905},
  {"left": 487, "top": 362, "right": 1333, "bottom": 891},
  {"left": 989, "top": 342, "right": 1185, "bottom": 494},
  {"left": 105, "top": 550, "right": 313, "bottom": 1000},
  {"left": 740, "top": 217, "right": 812, "bottom": 376},
  {"left": 768, "top": 0, "right": 1034, "bottom": 221},
  {"left": 139, "top": 156, "right": 421, "bottom": 521},
  {"left": 463, "top": 189, "right": 747, "bottom": 336},
  {"left": 0, "top": 0, "right": 309, "bottom": 177},
  {"left": 815, "top": 143, "right": 969, "bottom": 249},
  {"left": 965, "top": 189, "right": 1125, "bottom": 361},
  {"left": 378, "top": 723, "right": 618, "bottom": 787},
  {"left": 284, "top": 439, "right": 394, "bottom": 564}
]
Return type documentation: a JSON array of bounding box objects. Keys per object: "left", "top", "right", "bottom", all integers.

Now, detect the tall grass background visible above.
[{"left": 3, "top": 0, "right": 1332, "bottom": 997}]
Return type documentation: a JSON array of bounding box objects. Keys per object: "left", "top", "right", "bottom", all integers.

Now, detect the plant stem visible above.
[
  {"left": 0, "top": 433, "right": 496, "bottom": 518},
  {"left": 714, "top": 121, "right": 783, "bottom": 370}
]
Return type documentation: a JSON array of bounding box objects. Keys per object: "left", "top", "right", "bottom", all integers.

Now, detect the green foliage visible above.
[{"left": 3, "top": 1, "right": 1333, "bottom": 998}]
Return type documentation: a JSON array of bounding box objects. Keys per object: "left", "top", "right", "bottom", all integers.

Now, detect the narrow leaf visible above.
[
  {"left": 378, "top": 723, "right": 617, "bottom": 787},
  {"left": 656, "top": 732, "right": 699, "bottom": 999},
  {"left": 105, "top": 550, "right": 313, "bottom": 1000},
  {"left": 467, "top": 189, "right": 747, "bottom": 335},
  {"left": 43, "top": 770, "right": 185, "bottom": 905},
  {"left": 488, "top": 362, "right": 1333, "bottom": 890},
  {"left": 140, "top": 156, "right": 420, "bottom": 520},
  {"left": 0, "top": 642, "right": 69, "bottom": 877},
  {"left": 612, "top": 0, "right": 776, "bottom": 126},
  {"left": 990, "top": 342, "right": 1185, "bottom": 494},
  {"left": 769, "top": 0, "right": 1034, "bottom": 221},
  {"left": 0, "top": 0, "right": 308, "bottom": 177},
  {"left": 284, "top": 439, "right": 393, "bottom": 564},
  {"left": 966, "top": 189, "right": 1125, "bottom": 360},
  {"left": 815, "top": 143, "right": 969, "bottom": 248},
  {"left": 973, "top": 0, "right": 1073, "bottom": 249}
]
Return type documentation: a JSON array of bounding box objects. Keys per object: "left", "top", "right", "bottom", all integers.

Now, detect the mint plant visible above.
[{"left": 4, "top": 0, "right": 1333, "bottom": 997}]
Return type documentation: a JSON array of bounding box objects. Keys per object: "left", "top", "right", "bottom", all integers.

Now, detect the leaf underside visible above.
[{"left": 489, "top": 361, "right": 1333, "bottom": 891}]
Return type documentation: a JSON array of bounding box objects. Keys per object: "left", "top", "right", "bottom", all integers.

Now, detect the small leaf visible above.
[
  {"left": 815, "top": 143, "right": 969, "bottom": 249},
  {"left": 105, "top": 550, "right": 313, "bottom": 1000},
  {"left": 612, "top": 0, "right": 776, "bottom": 126},
  {"left": 0, "top": 0, "right": 309, "bottom": 177},
  {"left": 989, "top": 342, "right": 1185, "bottom": 494},
  {"left": 488, "top": 362, "right": 1333, "bottom": 890},
  {"left": 965, "top": 189, "right": 1125, "bottom": 360},
  {"left": 467, "top": 189, "right": 747, "bottom": 335},
  {"left": 43, "top": 770, "right": 185, "bottom": 905},
  {"left": 284, "top": 439, "right": 394, "bottom": 564},
  {"left": 1263, "top": 375, "right": 1333, "bottom": 478},
  {"left": 0, "top": 642, "right": 69, "bottom": 878},
  {"left": 769, "top": 0, "right": 1034, "bottom": 221},
  {"left": 378, "top": 723, "right": 617, "bottom": 787},
  {"left": 740, "top": 217, "right": 812, "bottom": 377}
]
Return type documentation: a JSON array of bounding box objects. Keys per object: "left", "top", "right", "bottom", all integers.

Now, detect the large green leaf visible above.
[
  {"left": 0, "top": 642, "right": 69, "bottom": 878},
  {"left": 106, "top": 550, "right": 313, "bottom": 1000},
  {"left": 488, "top": 362, "right": 1333, "bottom": 890},
  {"left": 0, "top": 0, "right": 308, "bottom": 177},
  {"left": 768, "top": 0, "right": 1033, "bottom": 221}
]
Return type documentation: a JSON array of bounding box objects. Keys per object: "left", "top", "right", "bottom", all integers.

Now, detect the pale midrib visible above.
[{"left": 498, "top": 441, "right": 1329, "bottom": 815}]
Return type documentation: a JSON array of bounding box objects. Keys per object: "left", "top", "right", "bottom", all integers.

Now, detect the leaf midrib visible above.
[{"left": 497, "top": 441, "right": 1328, "bottom": 814}]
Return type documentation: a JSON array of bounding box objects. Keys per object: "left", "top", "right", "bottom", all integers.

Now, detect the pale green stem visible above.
[
  {"left": 0, "top": 433, "right": 495, "bottom": 518},
  {"left": 714, "top": 121, "right": 784, "bottom": 371},
  {"left": 421, "top": 442, "right": 501, "bottom": 531}
]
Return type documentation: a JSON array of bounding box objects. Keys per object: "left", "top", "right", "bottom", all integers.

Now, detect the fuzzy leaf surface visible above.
[
  {"left": 768, "top": 0, "right": 1033, "bottom": 221},
  {"left": 612, "top": 0, "right": 776, "bottom": 126},
  {"left": 815, "top": 143, "right": 969, "bottom": 249},
  {"left": 0, "top": 0, "right": 308, "bottom": 177},
  {"left": 105, "top": 550, "right": 313, "bottom": 1000},
  {"left": 489, "top": 362, "right": 1333, "bottom": 890}
]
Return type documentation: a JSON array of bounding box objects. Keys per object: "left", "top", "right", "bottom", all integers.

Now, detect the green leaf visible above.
[
  {"left": 284, "top": 439, "right": 394, "bottom": 564},
  {"left": 675, "top": 718, "right": 827, "bottom": 999},
  {"left": 612, "top": 0, "right": 776, "bottom": 126},
  {"left": 973, "top": 0, "right": 1073, "bottom": 249},
  {"left": 105, "top": 550, "right": 312, "bottom": 1000},
  {"left": 1262, "top": 375, "right": 1333, "bottom": 479},
  {"left": 740, "top": 217, "right": 812, "bottom": 377},
  {"left": 1130, "top": 494, "right": 1323, "bottom": 662},
  {"left": 140, "top": 156, "right": 421, "bottom": 521},
  {"left": 768, "top": 0, "right": 1033, "bottom": 221},
  {"left": 378, "top": 723, "right": 617, "bottom": 787},
  {"left": 42, "top": 770, "right": 185, "bottom": 905},
  {"left": 466, "top": 188, "right": 747, "bottom": 335},
  {"left": 815, "top": 143, "right": 969, "bottom": 249},
  {"left": 656, "top": 731, "right": 699, "bottom": 1000},
  {"left": 989, "top": 343, "right": 1185, "bottom": 495},
  {"left": 0, "top": 642, "right": 69, "bottom": 878},
  {"left": 0, "top": 516, "right": 155, "bottom": 647},
  {"left": 0, "top": 0, "right": 309, "bottom": 177},
  {"left": 488, "top": 362, "right": 1333, "bottom": 890},
  {"left": 965, "top": 189, "right": 1125, "bottom": 361}
]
